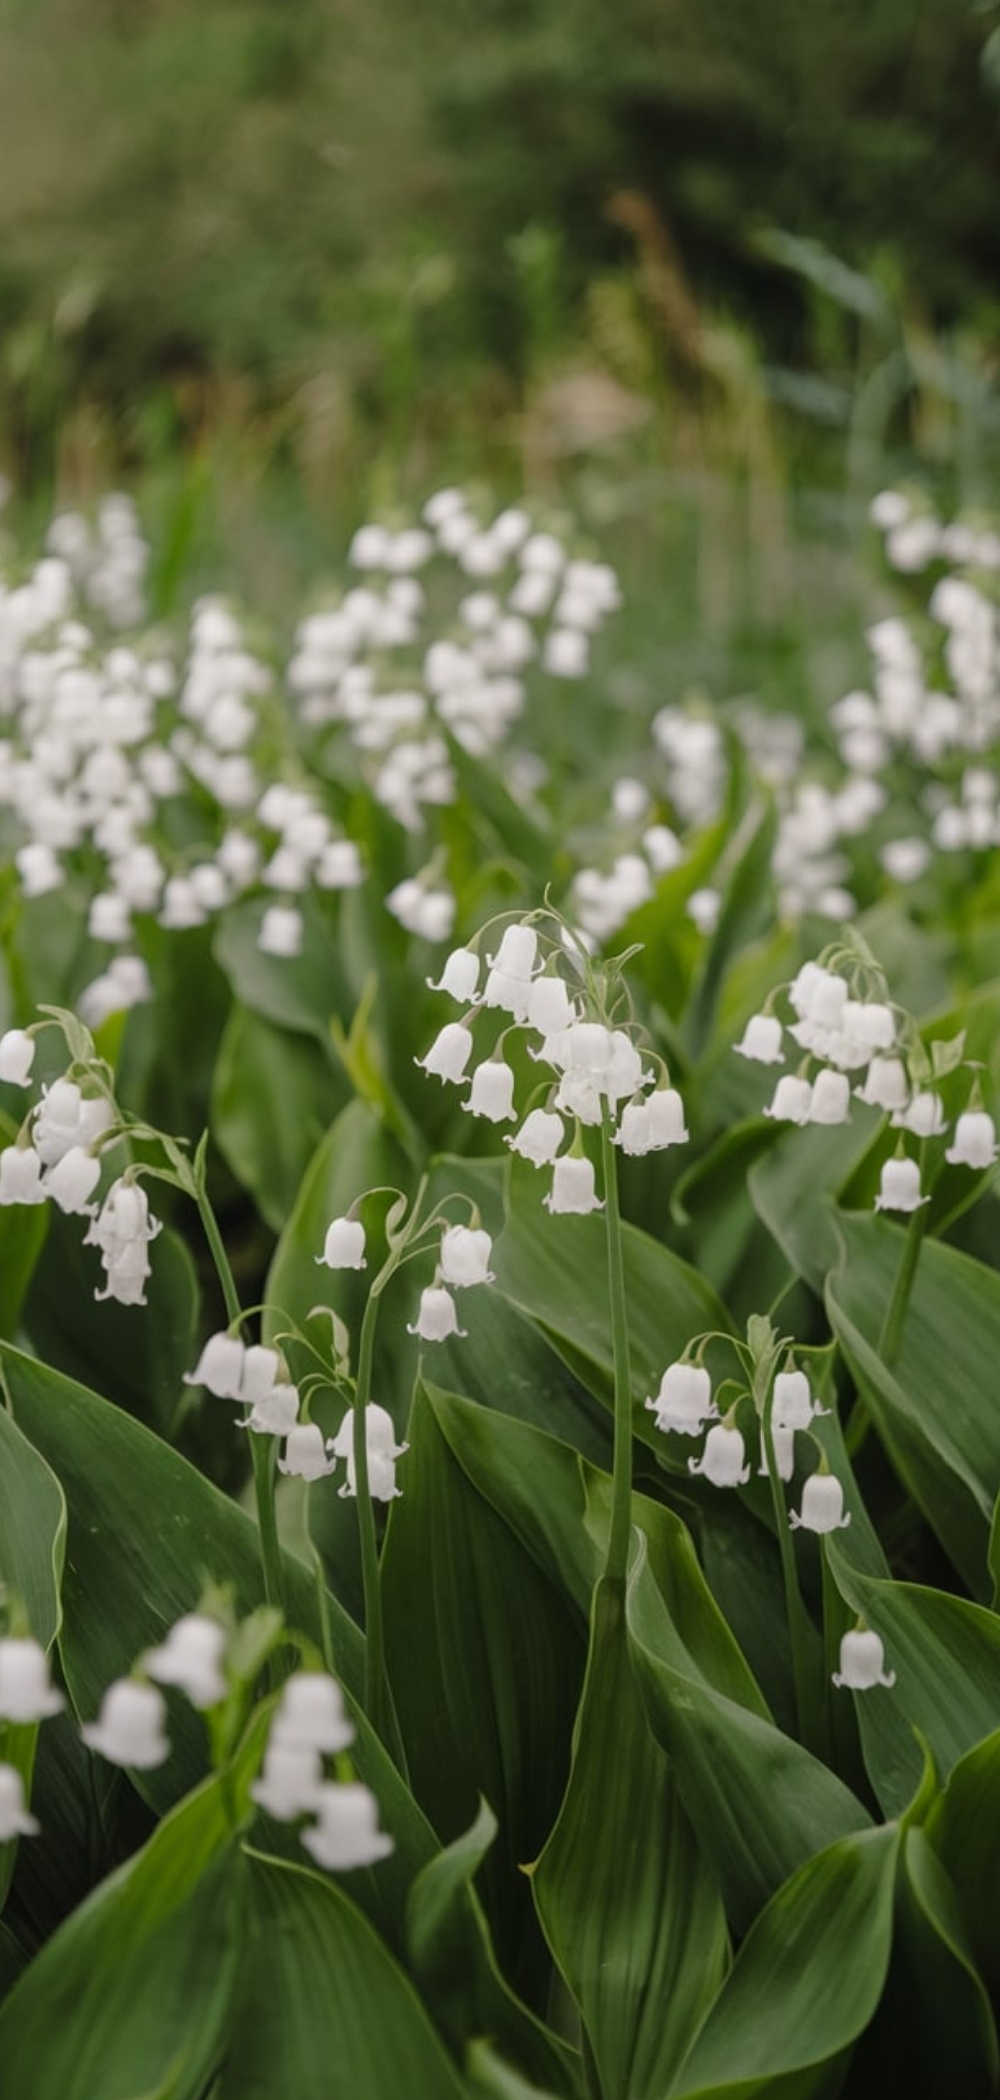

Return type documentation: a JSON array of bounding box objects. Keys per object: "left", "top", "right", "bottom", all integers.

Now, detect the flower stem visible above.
[
  {"left": 600, "top": 1108, "right": 633, "bottom": 1586},
  {"left": 878, "top": 1199, "right": 928, "bottom": 1366},
  {"left": 761, "top": 1398, "right": 821, "bottom": 1754},
  {"left": 353, "top": 1286, "right": 389, "bottom": 1729},
  {"left": 193, "top": 1176, "right": 286, "bottom": 1630}
]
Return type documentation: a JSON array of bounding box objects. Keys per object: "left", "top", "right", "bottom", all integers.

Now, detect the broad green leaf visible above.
[
  {"left": 681, "top": 795, "right": 777, "bottom": 1060},
  {"left": 0, "top": 1173, "right": 48, "bottom": 1338},
  {"left": 0, "top": 1345, "right": 435, "bottom": 1942},
  {"left": 926, "top": 1728, "right": 1000, "bottom": 2011},
  {"left": 494, "top": 1154, "right": 732, "bottom": 1439},
  {"left": 627, "top": 1535, "right": 870, "bottom": 1933},
  {"left": 827, "top": 1211, "right": 1000, "bottom": 1595},
  {"left": 748, "top": 1118, "right": 881, "bottom": 1293},
  {"left": 534, "top": 1579, "right": 728, "bottom": 2100},
  {"left": 212, "top": 1001, "right": 345, "bottom": 1230},
  {"left": 0, "top": 1404, "right": 65, "bottom": 1650},
  {"left": 24, "top": 1207, "right": 200, "bottom": 1441},
  {"left": 826, "top": 1538, "right": 1000, "bottom": 1816},
  {"left": 0, "top": 1774, "right": 244, "bottom": 2100},
  {"left": 430, "top": 1277, "right": 612, "bottom": 1468},
  {"left": 213, "top": 893, "right": 351, "bottom": 1044},
  {"left": 218, "top": 1850, "right": 468, "bottom": 2100},
  {"left": 0, "top": 1920, "right": 25, "bottom": 2004},
  {"left": 407, "top": 1799, "right": 582, "bottom": 2099},
  {"left": 669, "top": 1824, "right": 899, "bottom": 2099},
  {"left": 263, "top": 1096, "right": 409, "bottom": 1353},
  {"left": 381, "top": 1382, "right": 586, "bottom": 1988},
  {"left": 0, "top": 1406, "right": 66, "bottom": 1907},
  {"left": 669, "top": 1118, "right": 791, "bottom": 1318},
  {"left": 853, "top": 1828, "right": 997, "bottom": 2099}
]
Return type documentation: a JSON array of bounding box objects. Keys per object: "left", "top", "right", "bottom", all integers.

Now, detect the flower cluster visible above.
[
  {"left": 416, "top": 916, "right": 688, "bottom": 1215},
  {"left": 251, "top": 1672, "right": 392, "bottom": 1870},
  {"left": 734, "top": 949, "right": 997, "bottom": 1213},
  {"left": 184, "top": 1328, "right": 409, "bottom": 1498}
]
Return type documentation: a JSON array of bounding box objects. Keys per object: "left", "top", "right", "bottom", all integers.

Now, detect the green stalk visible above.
[
  {"left": 600, "top": 1108, "right": 634, "bottom": 1586},
  {"left": 760, "top": 1398, "right": 821, "bottom": 1754},
  {"left": 353, "top": 1284, "right": 390, "bottom": 1735},
  {"left": 877, "top": 1198, "right": 928, "bottom": 1366},
  {"left": 194, "top": 1178, "right": 286, "bottom": 1628}
]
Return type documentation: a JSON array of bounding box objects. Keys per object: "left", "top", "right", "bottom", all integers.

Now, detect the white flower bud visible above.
[
  {"left": 487, "top": 924, "right": 538, "bottom": 979},
  {"left": 0, "top": 1029, "right": 35, "bottom": 1086},
  {"left": 526, "top": 975, "right": 577, "bottom": 1035},
  {"left": 301, "top": 1782, "right": 394, "bottom": 1870},
  {"left": 0, "top": 1636, "right": 64, "bottom": 1721},
  {"left": 317, "top": 1217, "right": 367, "bottom": 1269},
  {"left": 81, "top": 1680, "right": 171, "bottom": 1768}
]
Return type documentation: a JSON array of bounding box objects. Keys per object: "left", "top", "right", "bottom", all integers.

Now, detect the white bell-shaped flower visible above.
[
  {"left": 526, "top": 975, "right": 577, "bottom": 1035},
  {"left": 789, "top": 1473, "right": 851, "bottom": 1532},
  {"left": 272, "top": 1672, "right": 354, "bottom": 1754},
  {"left": 279, "top": 1424, "right": 336, "bottom": 1480},
  {"left": 553, "top": 1070, "right": 603, "bottom": 1125},
  {"left": 893, "top": 1089, "right": 947, "bottom": 1137},
  {"left": 259, "top": 905, "right": 304, "bottom": 958},
  {"left": 43, "top": 1145, "right": 101, "bottom": 1215},
  {"left": 0, "top": 1146, "right": 46, "bottom": 1205},
  {"left": 331, "top": 1405, "right": 408, "bottom": 1499},
  {"left": 302, "top": 1782, "right": 394, "bottom": 1870},
  {"left": 184, "top": 1332, "right": 245, "bottom": 1398},
  {"left": 614, "top": 1101, "right": 653, "bottom": 1155},
  {"left": 544, "top": 1156, "right": 603, "bottom": 1214},
  {"left": 758, "top": 1423, "right": 796, "bottom": 1480},
  {"left": 874, "top": 1157, "right": 928, "bottom": 1213},
  {"left": 487, "top": 924, "right": 538, "bottom": 979},
  {"left": 0, "top": 1636, "right": 64, "bottom": 1721},
  {"left": 243, "top": 1384, "right": 300, "bottom": 1437},
  {"left": 251, "top": 1741, "right": 324, "bottom": 1820},
  {"left": 407, "top": 1285, "right": 466, "bottom": 1341},
  {"left": 506, "top": 1108, "right": 564, "bottom": 1167},
  {"left": 0, "top": 1762, "right": 39, "bottom": 1839},
  {"left": 416, "top": 1021, "right": 475, "bottom": 1084},
  {"left": 145, "top": 1614, "right": 227, "bottom": 1708},
  {"left": 426, "top": 947, "right": 480, "bottom": 1003},
  {"left": 439, "top": 1224, "right": 493, "bottom": 1287},
  {"left": 239, "top": 1346, "right": 285, "bottom": 1405},
  {"left": 81, "top": 1679, "right": 171, "bottom": 1768},
  {"left": 832, "top": 1628, "right": 896, "bottom": 1690},
  {"left": 772, "top": 1369, "right": 824, "bottom": 1430},
  {"left": 806, "top": 1070, "right": 852, "bottom": 1125},
  {"left": 0, "top": 1029, "right": 36, "bottom": 1086},
  {"left": 945, "top": 1111, "right": 999, "bottom": 1169},
  {"left": 317, "top": 1216, "right": 367, "bottom": 1269},
  {"left": 688, "top": 1423, "right": 751, "bottom": 1487},
  {"left": 646, "top": 1362, "right": 716, "bottom": 1436},
  {"left": 466, "top": 1058, "right": 517, "bottom": 1122},
  {"left": 646, "top": 1087, "right": 689, "bottom": 1147},
  {"left": 734, "top": 1013, "right": 784, "bottom": 1064},
  {"left": 763, "top": 1076, "right": 812, "bottom": 1124},
  {"left": 855, "top": 1056, "right": 909, "bottom": 1111}
]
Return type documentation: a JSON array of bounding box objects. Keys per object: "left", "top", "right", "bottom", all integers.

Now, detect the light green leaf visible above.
[
  {"left": 212, "top": 1001, "right": 344, "bottom": 1230},
  {"left": 748, "top": 1119, "right": 881, "bottom": 1293},
  {"left": 0, "top": 1404, "right": 65, "bottom": 1651},
  {"left": 534, "top": 1579, "right": 728, "bottom": 2100},
  {"left": 218, "top": 1850, "right": 468, "bottom": 2100},
  {"left": 926, "top": 1727, "right": 1000, "bottom": 2011},
  {"left": 213, "top": 893, "right": 351, "bottom": 1043},
  {"left": 0, "top": 1170, "right": 48, "bottom": 1338},
  {"left": 860, "top": 1828, "right": 998, "bottom": 2098},
  {"left": 669, "top": 1824, "right": 899, "bottom": 2099},
  {"left": 0, "top": 1774, "right": 243, "bottom": 2100},
  {"left": 826, "top": 1212, "right": 1000, "bottom": 1595}
]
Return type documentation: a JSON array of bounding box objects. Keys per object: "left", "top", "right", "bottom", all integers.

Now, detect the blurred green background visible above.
[{"left": 2, "top": 0, "right": 999, "bottom": 691}]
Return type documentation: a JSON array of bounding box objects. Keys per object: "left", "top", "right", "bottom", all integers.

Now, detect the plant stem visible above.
[
  {"left": 600, "top": 1108, "right": 633, "bottom": 1586},
  {"left": 353, "top": 1284, "right": 389, "bottom": 1733},
  {"left": 194, "top": 1176, "right": 286, "bottom": 1628},
  {"left": 878, "top": 1200, "right": 928, "bottom": 1366},
  {"left": 761, "top": 1400, "right": 821, "bottom": 1754}
]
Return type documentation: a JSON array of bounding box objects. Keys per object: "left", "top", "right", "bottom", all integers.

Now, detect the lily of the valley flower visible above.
[
  {"left": 407, "top": 1284, "right": 467, "bottom": 1341},
  {"left": 874, "top": 1156, "right": 928, "bottom": 1213},
  {"left": 646, "top": 1362, "right": 716, "bottom": 1436},
  {"left": 832, "top": 1628, "right": 896, "bottom": 1690},
  {"left": 506, "top": 1107, "right": 564, "bottom": 1167},
  {"left": 81, "top": 1679, "right": 171, "bottom": 1769},
  {"left": 466, "top": 1057, "right": 517, "bottom": 1122},
  {"left": 251, "top": 1741, "right": 324, "bottom": 1820},
  {"left": 0, "top": 1146, "right": 46, "bottom": 1205},
  {"left": 416, "top": 1021, "right": 475, "bottom": 1084},
  {"left": 438, "top": 1224, "right": 493, "bottom": 1287},
  {"left": 772, "top": 1369, "right": 825, "bottom": 1430},
  {"left": 688, "top": 1422, "right": 751, "bottom": 1487},
  {"left": 0, "top": 1029, "right": 36, "bottom": 1086},
  {"left": 426, "top": 947, "right": 481, "bottom": 1002},
  {"left": 789, "top": 1473, "right": 851, "bottom": 1532},
  {"left": 0, "top": 1636, "right": 65, "bottom": 1722},
  {"left": 734, "top": 1013, "right": 784, "bottom": 1064},
  {"left": 331, "top": 1404, "right": 408, "bottom": 1500},
  {"left": 763, "top": 1075, "right": 812, "bottom": 1124},
  {"left": 544, "top": 1155, "right": 603, "bottom": 1215},
  {"left": 301, "top": 1782, "right": 394, "bottom": 1870},
  {"left": 279, "top": 1423, "right": 336, "bottom": 1480},
  {"left": 945, "top": 1109, "right": 999, "bottom": 1168},
  {"left": 144, "top": 1615, "right": 228, "bottom": 1709},
  {"left": 317, "top": 1216, "right": 367, "bottom": 1269},
  {"left": 272, "top": 1671, "right": 355, "bottom": 1754}
]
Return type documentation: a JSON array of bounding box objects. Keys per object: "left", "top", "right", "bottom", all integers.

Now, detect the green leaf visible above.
[
  {"left": 669, "top": 1823, "right": 899, "bottom": 2099},
  {"left": 825, "top": 1539, "right": 1000, "bottom": 1818},
  {"left": 494, "top": 1154, "right": 732, "bottom": 1438},
  {"left": 748, "top": 1119, "right": 881, "bottom": 1293},
  {"left": 857, "top": 1828, "right": 998, "bottom": 2099},
  {"left": 0, "top": 1774, "right": 244, "bottom": 2100},
  {"left": 0, "top": 1344, "right": 436, "bottom": 1943},
  {"left": 263, "top": 1096, "right": 409, "bottom": 1353},
  {"left": 381, "top": 1382, "right": 586, "bottom": 1989},
  {"left": 0, "top": 1172, "right": 48, "bottom": 1338},
  {"left": 926, "top": 1728, "right": 1000, "bottom": 2012},
  {"left": 212, "top": 1001, "right": 345, "bottom": 1231},
  {"left": 217, "top": 1849, "right": 468, "bottom": 2100},
  {"left": 627, "top": 1534, "right": 870, "bottom": 1933},
  {"left": 213, "top": 893, "right": 351, "bottom": 1044},
  {"left": 826, "top": 1212, "right": 1000, "bottom": 1595},
  {"left": 0, "top": 1404, "right": 65, "bottom": 1650},
  {"left": 407, "top": 1800, "right": 582, "bottom": 2099},
  {"left": 533, "top": 1579, "right": 728, "bottom": 2100}
]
